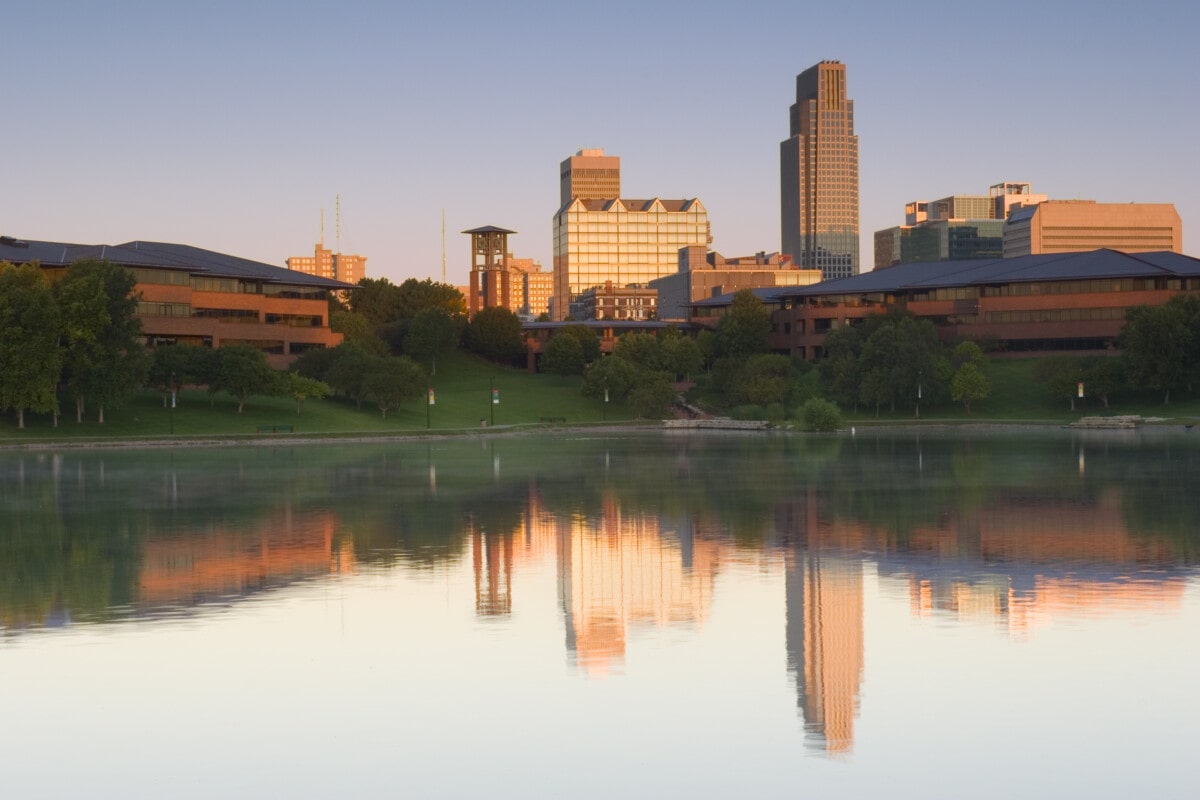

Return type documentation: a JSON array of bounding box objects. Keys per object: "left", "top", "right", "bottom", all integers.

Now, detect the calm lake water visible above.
[{"left": 2, "top": 429, "right": 1198, "bottom": 799}]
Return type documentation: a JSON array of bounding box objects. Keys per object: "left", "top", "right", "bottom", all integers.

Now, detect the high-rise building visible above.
[
  {"left": 552, "top": 149, "right": 710, "bottom": 320},
  {"left": 286, "top": 242, "right": 367, "bottom": 285},
  {"left": 780, "top": 61, "right": 860, "bottom": 280},
  {"left": 560, "top": 148, "right": 621, "bottom": 206}
]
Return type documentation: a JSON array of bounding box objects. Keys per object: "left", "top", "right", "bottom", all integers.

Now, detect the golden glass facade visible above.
[
  {"left": 780, "top": 61, "right": 860, "bottom": 279},
  {"left": 552, "top": 198, "right": 710, "bottom": 320}
]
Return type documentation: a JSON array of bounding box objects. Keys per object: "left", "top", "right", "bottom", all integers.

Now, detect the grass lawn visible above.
[
  {"left": 844, "top": 356, "right": 1200, "bottom": 425},
  {"left": 0, "top": 351, "right": 637, "bottom": 443}
]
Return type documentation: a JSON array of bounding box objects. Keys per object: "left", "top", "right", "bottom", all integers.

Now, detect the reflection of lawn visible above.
[{"left": 0, "top": 351, "right": 635, "bottom": 441}]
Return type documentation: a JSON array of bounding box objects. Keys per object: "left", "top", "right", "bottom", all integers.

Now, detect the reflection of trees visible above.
[{"left": 4, "top": 429, "right": 1199, "bottom": 633}]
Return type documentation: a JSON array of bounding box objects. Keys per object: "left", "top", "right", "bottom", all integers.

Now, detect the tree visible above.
[
  {"left": 464, "top": 307, "right": 525, "bottom": 364},
  {"left": 0, "top": 263, "right": 62, "bottom": 428},
  {"left": 951, "top": 362, "right": 991, "bottom": 413},
  {"left": 556, "top": 325, "right": 602, "bottom": 364},
  {"left": 363, "top": 356, "right": 426, "bottom": 419},
  {"left": 734, "top": 354, "right": 794, "bottom": 407},
  {"left": 331, "top": 309, "right": 388, "bottom": 355},
  {"left": 1033, "top": 356, "right": 1086, "bottom": 411},
  {"left": 147, "top": 345, "right": 207, "bottom": 407},
  {"left": 713, "top": 289, "right": 771, "bottom": 359},
  {"left": 626, "top": 374, "right": 677, "bottom": 419},
  {"left": 542, "top": 333, "right": 585, "bottom": 379},
  {"left": 1081, "top": 356, "right": 1126, "bottom": 409},
  {"left": 614, "top": 332, "right": 663, "bottom": 371},
  {"left": 54, "top": 259, "right": 147, "bottom": 423},
  {"left": 212, "top": 345, "right": 280, "bottom": 413},
  {"left": 325, "top": 345, "right": 379, "bottom": 409},
  {"left": 1118, "top": 296, "right": 1199, "bottom": 404},
  {"left": 404, "top": 308, "right": 459, "bottom": 373},
  {"left": 660, "top": 331, "right": 703, "bottom": 381},
  {"left": 582, "top": 355, "right": 638, "bottom": 403},
  {"left": 283, "top": 372, "right": 331, "bottom": 414}
]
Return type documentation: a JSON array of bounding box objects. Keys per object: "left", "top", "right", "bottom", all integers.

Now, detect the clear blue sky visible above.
[{"left": 5, "top": 0, "right": 1197, "bottom": 285}]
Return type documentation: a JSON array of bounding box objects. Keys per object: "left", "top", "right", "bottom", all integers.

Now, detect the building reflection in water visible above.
[{"left": 555, "top": 492, "right": 719, "bottom": 678}]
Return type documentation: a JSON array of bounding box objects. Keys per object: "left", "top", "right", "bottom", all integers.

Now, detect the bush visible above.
[
  {"left": 730, "top": 405, "right": 766, "bottom": 420},
  {"left": 800, "top": 398, "right": 843, "bottom": 432}
]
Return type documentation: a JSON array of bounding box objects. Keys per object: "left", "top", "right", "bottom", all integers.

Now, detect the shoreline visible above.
[{"left": 2, "top": 417, "right": 1197, "bottom": 453}]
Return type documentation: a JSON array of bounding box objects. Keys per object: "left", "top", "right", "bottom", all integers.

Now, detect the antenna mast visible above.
[
  {"left": 441, "top": 209, "right": 446, "bottom": 283},
  {"left": 320, "top": 208, "right": 325, "bottom": 246},
  {"left": 335, "top": 194, "right": 342, "bottom": 255}
]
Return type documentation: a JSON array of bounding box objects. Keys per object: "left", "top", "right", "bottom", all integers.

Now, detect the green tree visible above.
[
  {"left": 404, "top": 308, "right": 459, "bottom": 374},
  {"left": 614, "top": 332, "right": 663, "bottom": 371},
  {"left": 1080, "top": 356, "right": 1126, "bottom": 408},
  {"left": 464, "top": 307, "right": 525, "bottom": 364},
  {"left": 713, "top": 289, "right": 771, "bottom": 358},
  {"left": 626, "top": 374, "right": 677, "bottom": 419},
  {"left": 283, "top": 372, "right": 331, "bottom": 414},
  {"left": 1118, "top": 297, "right": 1198, "bottom": 404},
  {"left": 661, "top": 330, "right": 703, "bottom": 381},
  {"left": 331, "top": 309, "right": 388, "bottom": 355},
  {"left": 950, "top": 362, "right": 991, "bottom": 413},
  {"left": 54, "top": 259, "right": 147, "bottom": 423},
  {"left": 541, "top": 333, "right": 586, "bottom": 379},
  {"left": 147, "top": 345, "right": 206, "bottom": 407},
  {"left": 734, "top": 353, "right": 794, "bottom": 407},
  {"left": 582, "top": 355, "right": 639, "bottom": 402},
  {"left": 325, "top": 345, "right": 378, "bottom": 409},
  {"left": 556, "top": 325, "right": 602, "bottom": 364},
  {"left": 363, "top": 356, "right": 426, "bottom": 419},
  {"left": 1033, "top": 356, "right": 1086, "bottom": 411},
  {"left": 212, "top": 345, "right": 281, "bottom": 413},
  {"left": 0, "top": 263, "right": 62, "bottom": 428}
]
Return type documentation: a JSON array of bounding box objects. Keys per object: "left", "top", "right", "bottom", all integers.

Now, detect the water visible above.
[{"left": 2, "top": 430, "right": 1198, "bottom": 798}]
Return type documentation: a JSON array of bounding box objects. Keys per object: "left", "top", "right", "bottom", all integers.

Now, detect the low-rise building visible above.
[
  {"left": 573, "top": 282, "right": 657, "bottom": 321},
  {"left": 2, "top": 234, "right": 350, "bottom": 366},
  {"left": 1002, "top": 201, "right": 1182, "bottom": 257},
  {"left": 651, "top": 247, "right": 823, "bottom": 322},
  {"left": 767, "top": 249, "right": 1200, "bottom": 359}
]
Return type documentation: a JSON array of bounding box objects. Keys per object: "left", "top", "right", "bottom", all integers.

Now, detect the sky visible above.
[{"left": 4, "top": 0, "right": 1198, "bottom": 286}]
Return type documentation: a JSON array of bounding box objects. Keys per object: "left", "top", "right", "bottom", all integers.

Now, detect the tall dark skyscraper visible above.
[{"left": 780, "top": 61, "right": 860, "bottom": 279}]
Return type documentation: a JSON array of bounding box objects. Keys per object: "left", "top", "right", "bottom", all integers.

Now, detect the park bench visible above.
[
  {"left": 539, "top": 417, "right": 567, "bottom": 425},
  {"left": 256, "top": 424, "right": 294, "bottom": 433}
]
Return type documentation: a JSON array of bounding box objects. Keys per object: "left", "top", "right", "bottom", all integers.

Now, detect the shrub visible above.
[{"left": 800, "top": 398, "right": 843, "bottom": 432}]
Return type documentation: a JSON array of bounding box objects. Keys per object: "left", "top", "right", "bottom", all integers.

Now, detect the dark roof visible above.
[
  {"left": 461, "top": 225, "right": 517, "bottom": 235},
  {"left": 773, "top": 250, "right": 1200, "bottom": 300},
  {"left": 0, "top": 235, "right": 353, "bottom": 289},
  {"left": 522, "top": 320, "right": 675, "bottom": 331},
  {"left": 689, "top": 250, "right": 1200, "bottom": 308},
  {"left": 690, "top": 287, "right": 792, "bottom": 308}
]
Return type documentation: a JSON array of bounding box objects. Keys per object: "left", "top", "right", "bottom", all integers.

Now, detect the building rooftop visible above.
[
  {"left": 0, "top": 235, "right": 354, "bottom": 289},
  {"left": 694, "top": 250, "right": 1200, "bottom": 307}
]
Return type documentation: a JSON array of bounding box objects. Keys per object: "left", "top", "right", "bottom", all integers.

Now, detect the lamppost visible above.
[
  {"left": 916, "top": 369, "right": 922, "bottom": 419},
  {"left": 490, "top": 377, "right": 497, "bottom": 427},
  {"left": 169, "top": 372, "right": 175, "bottom": 434},
  {"left": 603, "top": 376, "right": 609, "bottom": 421}
]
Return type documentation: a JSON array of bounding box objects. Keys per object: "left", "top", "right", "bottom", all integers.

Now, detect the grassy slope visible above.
[
  {"left": 5, "top": 353, "right": 1199, "bottom": 441},
  {"left": 0, "top": 351, "right": 633, "bottom": 442}
]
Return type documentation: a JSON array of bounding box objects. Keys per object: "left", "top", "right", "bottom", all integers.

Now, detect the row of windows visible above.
[
  {"left": 265, "top": 314, "right": 323, "bottom": 328},
  {"left": 981, "top": 278, "right": 1200, "bottom": 296},
  {"left": 983, "top": 307, "right": 1127, "bottom": 324}
]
